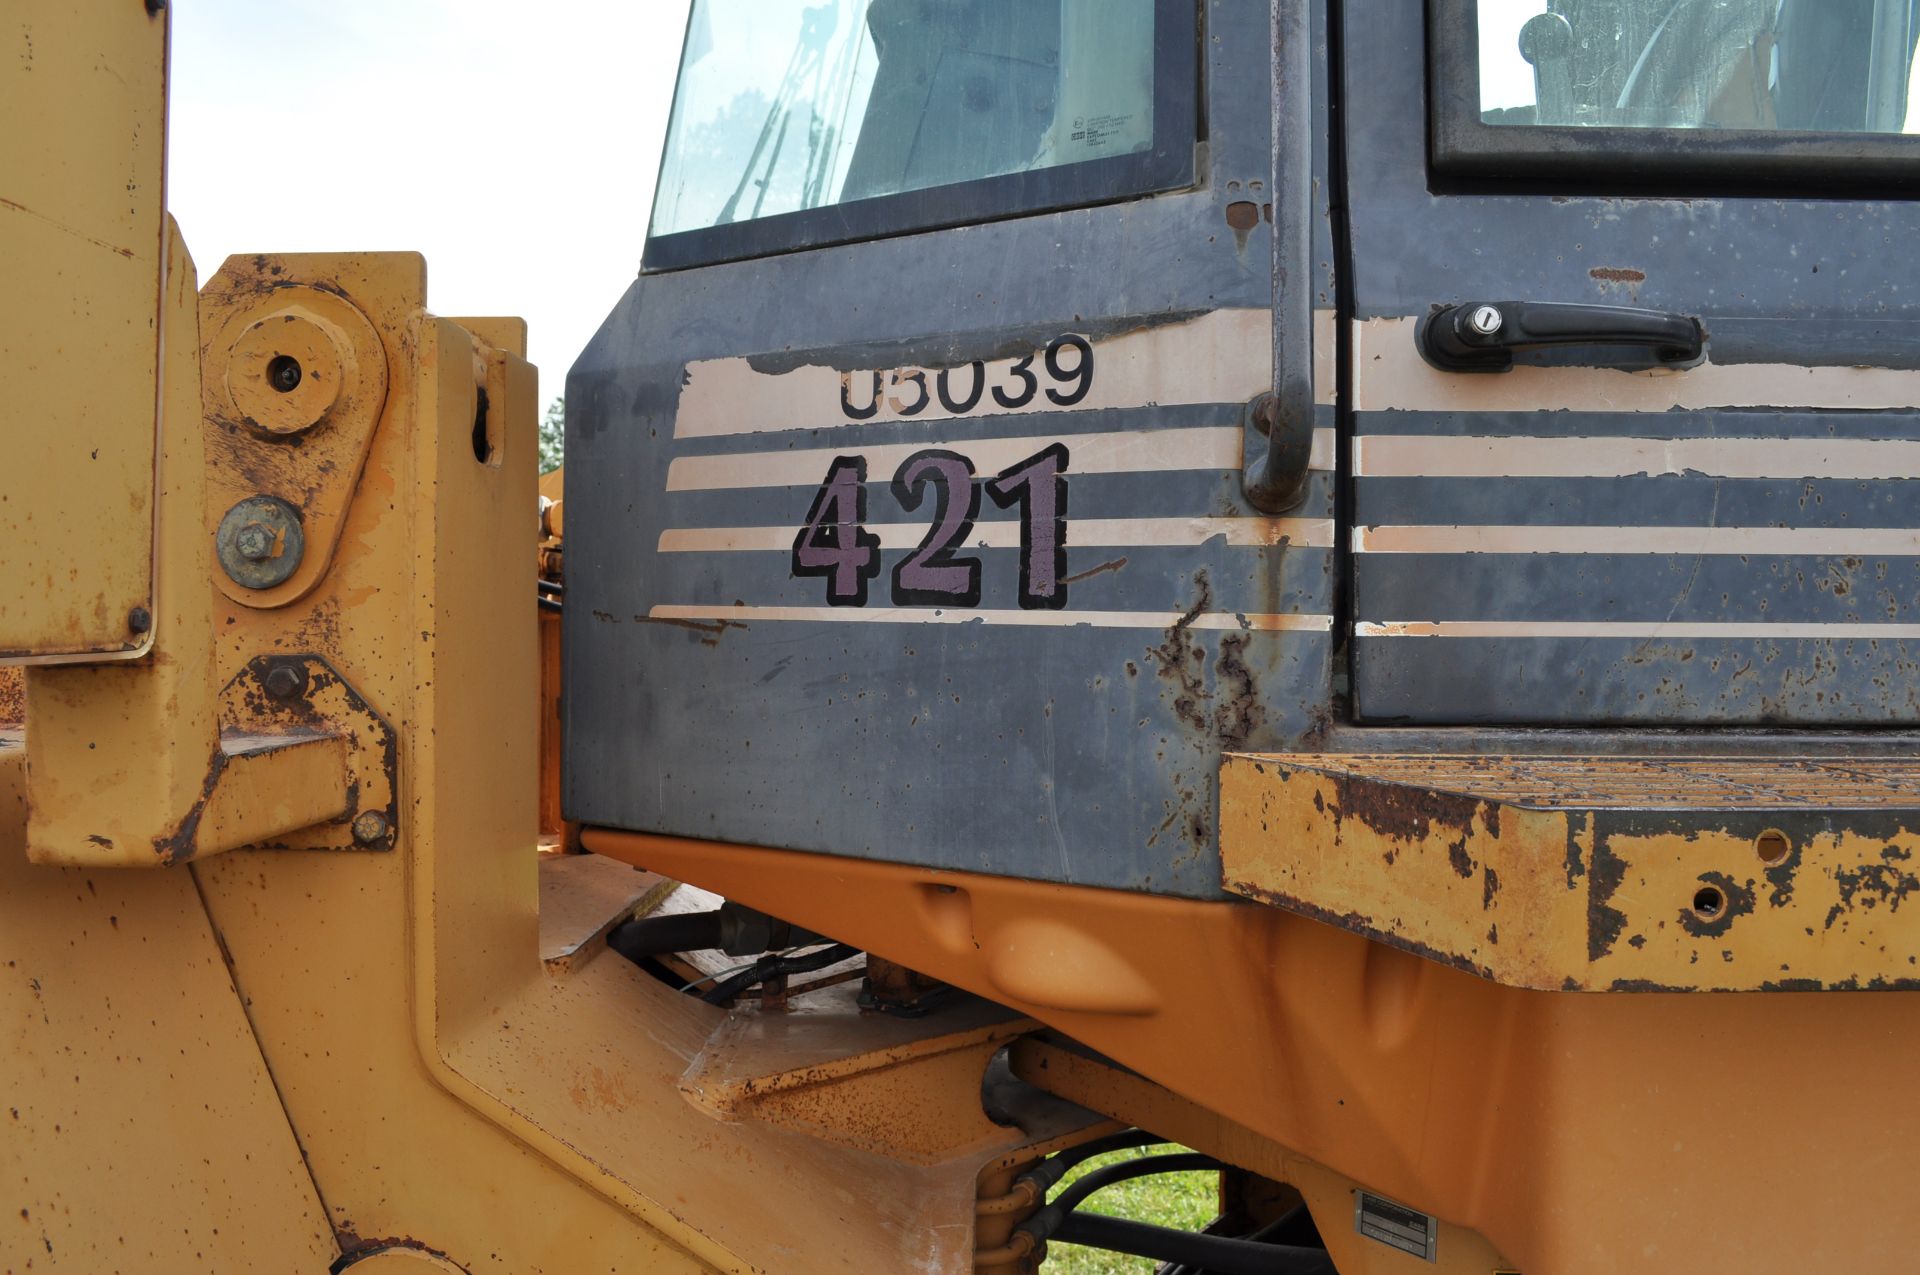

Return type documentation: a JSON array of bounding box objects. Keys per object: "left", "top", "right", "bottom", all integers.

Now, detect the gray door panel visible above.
[
  {"left": 564, "top": 0, "right": 1339, "bottom": 897},
  {"left": 1343, "top": 0, "right": 1920, "bottom": 726}
]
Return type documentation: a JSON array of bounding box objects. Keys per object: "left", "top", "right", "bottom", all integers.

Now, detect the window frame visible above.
[
  {"left": 1428, "top": 0, "right": 1920, "bottom": 195},
  {"left": 641, "top": 0, "right": 1200, "bottom": 273}
]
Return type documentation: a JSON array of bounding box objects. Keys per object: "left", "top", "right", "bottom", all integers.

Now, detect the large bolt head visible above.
[
  {"left": 216, "top": 495, "right": 305, "bottom": 591},
  {"left": 263, "top": 664, "right": 308, "bottom": 700},
  {"left": 235, "top": 521, "right": 274, "bottom": 562},
  {"left": 351, "top": 810, "right": 390, "bottom": 846}
]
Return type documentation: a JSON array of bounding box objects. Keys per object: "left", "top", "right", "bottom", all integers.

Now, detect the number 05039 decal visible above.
[
  {"left": 839, "top": 335, "right": 1094, "bottom": 421},
  {"left": 791, "top": 445, "right": 1069, "bottom": 610}
]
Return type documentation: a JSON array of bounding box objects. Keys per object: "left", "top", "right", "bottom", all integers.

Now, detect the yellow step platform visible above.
[{"left": 1220, "top": 754, "right": 1920, "bottom": 991}]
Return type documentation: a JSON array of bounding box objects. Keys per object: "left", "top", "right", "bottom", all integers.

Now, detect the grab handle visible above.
[{"left": 1242, "top": 0, "right": 1316, "bottom": 514}]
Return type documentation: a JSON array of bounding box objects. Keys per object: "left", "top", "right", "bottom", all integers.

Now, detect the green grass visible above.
[{"left": 1041, "top": 1145, "right": 1218, "bottom": 1274}]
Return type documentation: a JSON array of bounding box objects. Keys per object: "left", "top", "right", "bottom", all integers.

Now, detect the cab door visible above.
[
  {"left": 565, "top": 0, "right": 1339, "bottom": 898},
  {"left": 1343, "top": 0, "right": 1920, "bottom": 725}
]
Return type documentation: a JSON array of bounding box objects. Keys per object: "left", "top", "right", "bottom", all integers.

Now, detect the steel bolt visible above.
[
  {"left": 234, "top": 521, "right": 275, "bottom": 562},
  {"left": 1467, "top": 305, "right": 1505, "bottom": 337},
  {"left": 126, "top": 606, "right": 152, "bottom": 634},
  {"left": 216, "top": 495, "right": 304, "bottom": 591},
  {"left": 351, "top": 811, "right": 390, "bottom": 846},
  {"left": 263, "top": 664, "right": 308, "bottom": 701}
]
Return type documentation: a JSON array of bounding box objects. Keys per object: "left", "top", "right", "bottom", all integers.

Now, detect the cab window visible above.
[
  {"left": 645, "top": 0, "right": 1194, "bottom": 269},
  {"left": 1480, "top": 0, "right": 1920, "bottom": 133},
  {"left": 1432, "top": 0, "right": 1920, "bottom": 189}
]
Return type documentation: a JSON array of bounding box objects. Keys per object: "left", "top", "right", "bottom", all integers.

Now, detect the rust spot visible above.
[
  {"left": 1763, "top": 833, "right": 1803, "bottom": 907},
  {"left": 150, "top": 741, "right": 232, "bottom": 864},
  {"left": 1328, "top": 773, "right": 1478, "bottom": 846},
  {"left": 1447, "top": 836, "right": 1476, "bottom": 879},
  {"left": 1213, "top": 632, "right": 1266, "bottom": 751},
  {"left": 1224, "top": 201, "right": 1261, "bottom": 231},
  {"left": 0, "top": 666, "right": 22, "bottom": 728},
  {"left": 1298, "top": 702, "right": 1336, "bottom": 750},
  {"left": 1764, "top": 977, "right": 1825, "bottom": 991},
  {"left": 1587, "top": 835, "right": 1629, "bottom": 961},
  {"left": 1481, "top": 866, "right": 1501, "bottom": 909},
  {"left": 1589, "top": 266, "right": 1646, "bottom": 283},
  {"left": 1823, "top": 845, "right": 1918, "bottom": 931},
  {"left": 329, "top": 1233, "right": 469, "bottom": 1273},
  {"left": 1564, "top": 813, "right": 1589, "bottom": 889},
  {"left": 1146, "top": 571, "right": 1212, "bottom": 733}
]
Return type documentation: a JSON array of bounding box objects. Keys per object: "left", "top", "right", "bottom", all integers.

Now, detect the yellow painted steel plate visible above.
[{"left": 0, "top": 1, "right": 165, "bottom": 660}]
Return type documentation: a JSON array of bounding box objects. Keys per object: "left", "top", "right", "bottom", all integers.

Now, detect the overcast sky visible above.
[{"left": 168, "top": 0, "right": 692, "bottom": 405}]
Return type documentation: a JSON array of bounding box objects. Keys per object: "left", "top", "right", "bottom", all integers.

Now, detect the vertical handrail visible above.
[{"left": 1245, "top": 0, "right": 1316, "bottom": 514}]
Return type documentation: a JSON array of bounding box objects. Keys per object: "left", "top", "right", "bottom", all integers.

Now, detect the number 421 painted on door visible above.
[{"left": 791, "top": 444, "right": 1069, "bottom": 610}]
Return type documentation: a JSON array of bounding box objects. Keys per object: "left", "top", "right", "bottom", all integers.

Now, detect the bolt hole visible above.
[
  {"left": 267, "top": 354, "right": 303, "bottom": 393},
  {"left": 1756, "top": 829, "right": 1791, "bottom": 867},
  {"left": 471, "top": 386, "right": 494, "bottom": 464},
  {"left": 1691, "top": 885, "right": 1726, "bottom": 921}
]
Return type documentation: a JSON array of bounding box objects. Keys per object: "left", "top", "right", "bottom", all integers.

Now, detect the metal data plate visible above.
[
  {"left": 1355, "top": 1190, "right": 1438, "bottom": 1263},
  {"left": 0, "top": 1, "right": 166, "bottom": 661}
]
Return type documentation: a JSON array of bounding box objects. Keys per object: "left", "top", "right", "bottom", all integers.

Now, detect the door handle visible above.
[{"left": 1418, "top": 301, "right": 1705, "bottom": 373}]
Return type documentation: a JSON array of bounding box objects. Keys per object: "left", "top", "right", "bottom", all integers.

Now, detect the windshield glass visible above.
[
  {"left": 1478, "top": 0, "right": 1920, "bottom": 133},
  {"left": 649, "top": 0, "right": 1157, "bottom": 238}
]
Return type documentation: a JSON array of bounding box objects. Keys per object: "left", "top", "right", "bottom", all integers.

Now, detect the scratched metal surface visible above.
[
  {"left": 563, "top": 0, "right": 1336, "bottom": 896},
  {"left": 1343, "top": 0, "right": 1920, "bottom": 726}
]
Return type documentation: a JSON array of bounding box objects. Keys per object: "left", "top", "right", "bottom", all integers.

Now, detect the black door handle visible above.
[{"left": 1418, "top": 301, "right": 1705, "bottom": 373}]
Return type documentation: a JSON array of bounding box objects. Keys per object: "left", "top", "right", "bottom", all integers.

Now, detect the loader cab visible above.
[{"left": 565, "top": 0, "right": 1920, "bottom": 900}]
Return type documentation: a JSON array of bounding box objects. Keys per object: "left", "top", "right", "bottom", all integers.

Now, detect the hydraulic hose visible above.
[
  {"left": 1016, "top": 1129, "right": 1168, "bottom": 1197},
  {"left": 1160, "top": 1204, "right": 1315, "bottom": 1275},
  {"left": 1048, "top": 1152, "right": 1221, "bottom": 1218},
  {"left": 1017, "top": 1152, "right": 1223, "bottom": 1246},
  {"left": 1049, "top": 1213, "right": 1337, "bottom": 1275},
  {"left": 607, "top": 911, "right": 726, "bottom": 961},
  {"left": 699, "top": 943, "right": 859, "bottom": 1005}
]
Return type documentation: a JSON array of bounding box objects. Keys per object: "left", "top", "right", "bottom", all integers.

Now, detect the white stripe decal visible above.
[
  {"left": 1354, "top": 316, "right": 1920, "bottom": 414},
  {"left": 667, "top": 426, "right": 1337, "bottom": 492},
  {"left": 651, "top": 605, "right": 1334, "bottom": 632},
  {"left": 1353, "top": 525, "right": 1920, "bottom": 555},
  {"left": 663, "top": 517, "right": 1336, "bottom": 554},
  {"left": 1352, "top": 435, "right": 1920, "bottom": 480},
  {"left": 675, "top": 310, "right": 1339, "bottom": 439},
  {"left": 1356, "top": 620, "right": 1920, "bottom": 639}
]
